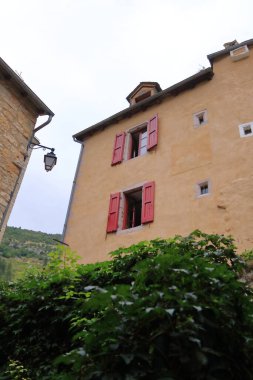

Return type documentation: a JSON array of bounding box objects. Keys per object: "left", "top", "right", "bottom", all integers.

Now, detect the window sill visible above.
[
  {"left": 197, "top": 193, "right": 210, "bottom": 198},
  {"left": 124, "top": 153, "right": 148, "bottom": 163},
  {"left": 117, "top": 225, "right": 144, "bottom": 235},
  {"left": 194, "top": 122, "right": 208, "bottom": 128}
]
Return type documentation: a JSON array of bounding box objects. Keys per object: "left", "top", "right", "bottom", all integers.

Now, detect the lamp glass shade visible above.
[{"left": 44, "top": 151, "right": 57, "bottom": 171}]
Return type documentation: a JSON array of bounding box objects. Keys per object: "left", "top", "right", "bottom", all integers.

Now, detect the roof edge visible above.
[
  {"left": 73, "top": 67, "right": 213, "bottom": 141},
  {"left": 207, "top": 38, "right": 253, "bottom": 64},
  {"left": 0, "top": 57, "right": 54, "bottom": 116}
]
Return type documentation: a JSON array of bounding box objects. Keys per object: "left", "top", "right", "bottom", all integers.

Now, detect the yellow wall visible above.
[{"left": 65, "top": 48, "right": 253, "bottom": 263}]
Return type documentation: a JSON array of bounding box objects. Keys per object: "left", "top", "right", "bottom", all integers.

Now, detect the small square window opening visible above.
[
  {"left": 130, "top": 128, "right": 148, "bottom": 159},
  {"left": 194, "top": 110, "right": 207, "bottom": 127},
  {"left": 239, "top": 122, "right": 253, "bottom": 138},
  {"left": 198, "top": 113, "right": 204, "bottom": 124},
  {"left": 243, "top": 125, "right": 252, "bottom": 135},
  {"left": 200, "top": 183, "right": 208, "bottom": 195},
  {"left": 123, "top": 189, "right": 142, "bottom": 229},
  {"left": 198, "top": 181, "right": 209, "bottom": 197}
]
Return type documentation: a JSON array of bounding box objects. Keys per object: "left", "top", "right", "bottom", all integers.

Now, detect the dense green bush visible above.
[{"left": 0, "top": 231, "right": 252, "bottom": 380}]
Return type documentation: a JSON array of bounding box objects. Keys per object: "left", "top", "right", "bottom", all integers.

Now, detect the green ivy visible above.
[
  {"left": 241, "top": 250, "right": 253, "bottom": 262},
  {"left": 0, "top": 232, "right": 252, "bottom": 380}
]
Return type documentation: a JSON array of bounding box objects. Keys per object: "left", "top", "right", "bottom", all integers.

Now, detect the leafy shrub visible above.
[
  {"left": 241, "top": 250, "right": 253, "bottom": 262},
  {"left": 0, "top": 232, "right": 252, "bottom": 380},
  {"left": 5, "top": 359, "right": 31, "bottom": 380}
]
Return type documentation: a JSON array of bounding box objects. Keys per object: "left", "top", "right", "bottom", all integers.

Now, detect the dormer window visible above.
[
  {"left": 126, "top": 82, "right": 162, "bottom": 106},
  {"left": 135, "top": 91, "right": 151, "bottom": 103}
]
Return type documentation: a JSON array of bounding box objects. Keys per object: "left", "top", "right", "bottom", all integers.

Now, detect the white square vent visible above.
[{"left": 230, "top": 45, "right": 249, "bottom": 62}]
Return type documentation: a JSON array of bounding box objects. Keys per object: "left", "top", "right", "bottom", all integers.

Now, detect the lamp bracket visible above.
[{"left": 29, "top": 143, "right": 55, "bottom": 152}]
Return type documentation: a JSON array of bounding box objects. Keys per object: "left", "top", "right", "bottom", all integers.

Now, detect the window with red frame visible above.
[
  {"left": 111, "top": 114, "right": 158, "bottom": 164},
  {"left": 106, "top": 182, "right": 155, "bottom": 233},
  {"left": 123, "top": 188, "right": 142, "bottom": 229}
]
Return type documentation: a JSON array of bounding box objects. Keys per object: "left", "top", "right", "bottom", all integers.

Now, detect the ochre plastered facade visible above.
[{"left": 64, "top": 42, "right": 253, "bottom": 263}]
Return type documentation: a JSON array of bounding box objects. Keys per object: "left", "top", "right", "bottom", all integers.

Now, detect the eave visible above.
[
  {"left": 207, "top": 38, "right": 253, "bottom": 65},
  {"left": 0, "top": 56, "right": 54, "bottom": 117},
  {"left": 74, "top": 67, "right": 213, "bottom": 141}
]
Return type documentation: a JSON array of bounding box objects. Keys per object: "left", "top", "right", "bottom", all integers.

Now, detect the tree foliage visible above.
[
  {"left": 0, "top": 226, "right": 62, "bottom": 281},
  {"left": 0, "top": 226, "right": 61, "bottom": 259},
  {"left": 0, "top": 231, "right": 252, "bottom": 380}
]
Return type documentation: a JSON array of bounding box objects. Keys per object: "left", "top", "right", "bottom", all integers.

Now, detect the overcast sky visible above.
[{"left": 2, "top": 0, "right": 252, "bottom": 234}]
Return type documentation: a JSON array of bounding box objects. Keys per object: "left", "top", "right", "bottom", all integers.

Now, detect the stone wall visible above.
[{"left": 0, "top": 80, "right": 37, "bottom": 241}]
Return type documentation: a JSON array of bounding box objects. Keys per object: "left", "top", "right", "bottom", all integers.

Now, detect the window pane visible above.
[
  {"left": 141, "top": 131, "right": 147, "bottom": 139},
  {"left": 140, "top": 146, "right": 147, "bottom": 155},
  {"left": 139, "top": 130, "right": 147, "bottom": 155}
]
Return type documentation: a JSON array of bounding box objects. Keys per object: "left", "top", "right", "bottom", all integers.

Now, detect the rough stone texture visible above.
[
  {"left": 0, "top": 79, "right": 38, "bottom": 241},
  {"left": 64, "top": 45, "right": 253, "bottom": 264}
]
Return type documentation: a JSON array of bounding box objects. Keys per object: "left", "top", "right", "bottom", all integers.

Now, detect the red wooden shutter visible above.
[
  {"left": 107, "top": 192, "right": 120, "bottom": 232},
  {"left": 147, "top": 114, "right": 158, "bottom": 150},
  {"left": 111, "top": 133, "right": 125, "bottom": 165},
  {"left": 141, "top": 182, "right": 155, "bottom": 224}
]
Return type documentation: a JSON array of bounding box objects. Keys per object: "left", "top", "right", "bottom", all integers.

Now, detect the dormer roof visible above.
[{"left": 126, "top": 81, "right": 162, "bottom": 105}]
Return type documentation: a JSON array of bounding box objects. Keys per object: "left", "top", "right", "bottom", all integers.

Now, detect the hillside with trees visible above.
[{"left": 0, "top": 227, "right": 61, "bottom": 281}]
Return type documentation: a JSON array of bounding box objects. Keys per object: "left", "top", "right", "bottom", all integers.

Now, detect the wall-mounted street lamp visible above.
[{"left": 29, "top": 143, "right": 57, "bottom": 172}]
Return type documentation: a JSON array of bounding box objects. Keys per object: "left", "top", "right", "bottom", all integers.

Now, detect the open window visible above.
[
  {"left": 123, "top": 182, "right": 155, "bottom": 229},
  {"left": 106, "top": 182, "right": 155, "bottom": 233},
  {"left": 123, "top": 188, "right": 142, "bottom": 229},
  {"left": 130, "top": 128, "right": 148, "bottom": 158},
  {"left": 111, "top": 115, "right": 158, "bottom": 164},
  {"left": 128, "top": 115, "right": 158, "bottom": 160}
]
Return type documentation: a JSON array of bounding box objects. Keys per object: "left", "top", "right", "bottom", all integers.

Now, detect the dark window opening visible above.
[
  {"left": 200, "top": 182, "right": 209, "bottom": 195},
  {"left": 124, "top": 189, "right": 142, "bottom": 229},
  {"left": 130, "top": 128, "right": 147, "bottom": 158},
  {"left": 135, "top": 91, "right": 151, "bottom": 103},
  {"left": 198, "top": 113, "right": 204, "bottom": 124},
  {"left": 194, "top": 110, "right": 207, "bottom": 127},
  {"left": 244, "top": 125, "right": 252, "bottom": 135}
]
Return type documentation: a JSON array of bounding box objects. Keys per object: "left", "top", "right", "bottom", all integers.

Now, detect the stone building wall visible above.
[{"left": 0, "top": 80, "right": 38, "bottom": 241}]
